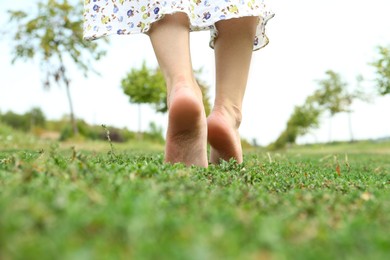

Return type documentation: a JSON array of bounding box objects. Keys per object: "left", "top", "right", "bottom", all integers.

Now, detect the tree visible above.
[
  {"left": 313, "top": 70, "right": 371, "bottom": 142},
  {"left": 5, "top": 0, "right": 107, "bottom": 135},
  {"left": 121, "top": 62, "right": 166, "bottom": 137},
  {"left": 26, "top": 107, "right": 46, "bottom": 129},
  {"left": 121, "top": 62, "right": 211, "bottom": 137},
  {"left": 371, "top": 45, "right": 390, "bottom": 95},
  {"left": 313, "top": 70, "right": 354, "bottom": 142},
  {"left": 314, "top": 71, "right": 350, "bottom": 115},
  {"left": 268, "top": 99, "right": 322, "bottom": 150},
  {"left": 270, "top": 70, "right": 372, "bottom": 150}
]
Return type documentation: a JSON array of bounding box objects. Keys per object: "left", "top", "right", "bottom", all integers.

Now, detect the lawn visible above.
[{"left": 0, "top": 126, "right": 389, "bottom": 259}]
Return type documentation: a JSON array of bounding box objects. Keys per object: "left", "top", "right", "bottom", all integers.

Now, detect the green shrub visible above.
[
  {"left": 143, "top": 122, "right": 164, "bottom": 143},
  {"left": 59, "top": 120, "right": 138, "bottom": 143},
  {"left": 0, "top": 108, "right": 46, "bottom": 132}
]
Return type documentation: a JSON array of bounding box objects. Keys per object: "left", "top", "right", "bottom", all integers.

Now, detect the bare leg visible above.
[
  {"left": 148, "top": 13, "right": 208, "bottom": 167},
  {"left": 208, "top": 17, "right": 258, "bottom": 164}
]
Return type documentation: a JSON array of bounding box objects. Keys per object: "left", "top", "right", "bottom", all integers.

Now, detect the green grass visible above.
[
  {"left": 287, "top": 140, "right": 390, "bottom": 155},
  {"left": 0, "top": 127, "right": 390, "bottom": 259}
]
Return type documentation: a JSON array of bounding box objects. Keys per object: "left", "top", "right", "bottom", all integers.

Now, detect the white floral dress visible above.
[{"left": 83, "top": 0, "right": 274, "bottom": 51}]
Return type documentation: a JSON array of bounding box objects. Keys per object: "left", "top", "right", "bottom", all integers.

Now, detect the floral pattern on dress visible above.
[{"left": 83, "top": 0, "right": 274, "bottom": 51}]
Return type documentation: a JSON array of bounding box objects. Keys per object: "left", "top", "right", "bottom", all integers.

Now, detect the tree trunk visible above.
[
  {"left": 65, "top": 82, "right": 78, "bottom": 135},
  {"left": 137, "top": 103, "right": 142, "bottom": 140},
  {"left": 310, "top": 132, "right": 318, "bottom": 144},
  {"left": 348, "top": 111, "right": 354, "bottom": 142},
  {"left": 328, "top": 116, "right": 332, "bottom": 143}
]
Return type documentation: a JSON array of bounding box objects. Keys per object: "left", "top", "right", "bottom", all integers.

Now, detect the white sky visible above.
[{"left": 1, "top": 0, "right": 390, "bottom": 146}]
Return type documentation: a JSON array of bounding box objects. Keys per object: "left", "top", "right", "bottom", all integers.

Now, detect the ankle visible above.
[
  {"left": 166, "top": 73, "right": 196, "bottom": 91},
  {"left": 211, "top": 104, "right": 242, "bottom": 130},
  {"left": 168, "top": 77, "right": 202, "bottom": 106}
]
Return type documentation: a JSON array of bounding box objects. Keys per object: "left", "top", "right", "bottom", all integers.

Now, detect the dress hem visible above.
[{"left": 83, "top": 2, "right": 274, "bottom": 51}]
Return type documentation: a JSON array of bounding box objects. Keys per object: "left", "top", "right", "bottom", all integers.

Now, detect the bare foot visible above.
[
  {"left": 207, "top": 107, "right": 243, "bottom": 164},
  {"left": 165, "top": 85, "right": 208, "bottom": 167}
]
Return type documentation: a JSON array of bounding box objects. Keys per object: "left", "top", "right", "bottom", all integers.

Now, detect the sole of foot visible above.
[
  {"left": 207, "top": 109, "right": 243, "bottom": 164},
  {"left": 165, "top": 86, "right": 208, "bottom": 167}
]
